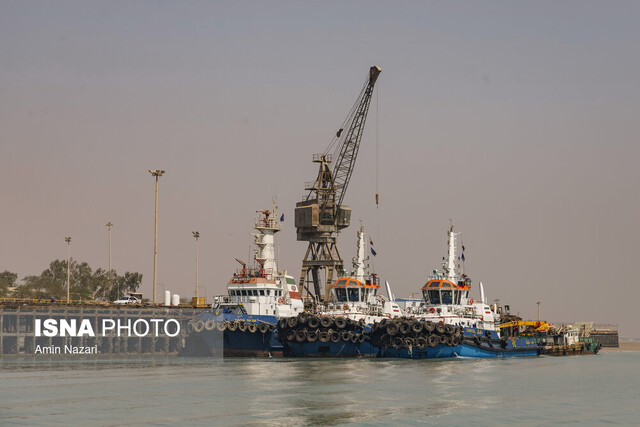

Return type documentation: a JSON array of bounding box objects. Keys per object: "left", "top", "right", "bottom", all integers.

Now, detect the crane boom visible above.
[
  {"left": 331, "top": 66, "right": 381, "bottom": 209},
  {"left": 295, "top": 66, "right": 381, "bottom": 303}
]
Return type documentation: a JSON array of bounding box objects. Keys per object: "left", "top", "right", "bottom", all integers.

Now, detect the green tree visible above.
[
  {"left": 12, "top": 259, "right": 142, "bottom": 301},
  {"left": 13, "top": 260, "right": 67, "bottom": 299},
  {"left": 109, "top": 272, "right": 143, "bottom": 301},
  {"left": 0, "top": 271, "right": 18, "bottom": 297}
]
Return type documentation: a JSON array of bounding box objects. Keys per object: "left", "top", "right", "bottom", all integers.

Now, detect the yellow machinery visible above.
[{"left": 498, "top": 320, "right": 551, "bottom": 336}]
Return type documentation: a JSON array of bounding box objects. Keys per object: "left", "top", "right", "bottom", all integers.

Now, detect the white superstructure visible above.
[
  {"left": 213, "top": 200, "right": 304, "bottom": 317},
  {"left": 411, "top": 223, "right": 499, "bottom": 330},
  {"left": 322, "top": 225, "right": 403, "bottom": 323}
]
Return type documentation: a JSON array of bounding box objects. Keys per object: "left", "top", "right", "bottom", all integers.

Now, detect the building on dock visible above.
[{"left": 574, "top": 322, "right": 619, "bottom": 347}]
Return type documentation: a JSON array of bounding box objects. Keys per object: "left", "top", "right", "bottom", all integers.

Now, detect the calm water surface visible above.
[{"left": 1, "top": 352, "right": 638, "bottom": 426}]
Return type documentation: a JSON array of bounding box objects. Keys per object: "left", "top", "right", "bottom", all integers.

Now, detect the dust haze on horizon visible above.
[{"left": 1, "top": 2, "right": 639, "bottom": 337}]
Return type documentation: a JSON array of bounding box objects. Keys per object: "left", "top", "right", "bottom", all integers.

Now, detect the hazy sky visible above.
[{"left": 2, "top": 1, "right": 639, "bottom": 336}]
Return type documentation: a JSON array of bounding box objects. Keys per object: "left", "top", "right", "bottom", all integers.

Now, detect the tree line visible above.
[{"left": 0, "top": 260, "right": 142, "bottom": 301}]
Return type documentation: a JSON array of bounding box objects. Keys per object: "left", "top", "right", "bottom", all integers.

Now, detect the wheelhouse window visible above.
[
  {"left": 427, "top": 289, "right": 440, "bottom": 304},
  {"left": 336, "top": 279, "right": 348, "bottom": 287},
  {"left": 241, "top": 290, "right": 247, "bottom": 296},
  {"left": 334, "top": 288, "right": 347, "bottom": 302},
  {"left": 259, "top": 290, "right": 264, "bottom": 296},
  {"left": 348, "top": 288, "right": 360, "bottom": 302},
  {"left": 441, "top": 290, "right": 453, "bottom": 304},
  {"left": 454, "top": 290, "right": 461, "bottom": 304}
]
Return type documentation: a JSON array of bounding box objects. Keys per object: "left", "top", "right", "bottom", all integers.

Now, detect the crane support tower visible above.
[{"left": 295, "top": 66, "right": 381, "bottom": 303}]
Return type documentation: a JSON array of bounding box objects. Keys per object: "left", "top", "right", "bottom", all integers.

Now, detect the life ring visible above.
[
  {"left": 277, "top": 297, "right": 285, "bottom": 304},
  {"left": 429, "top": 307, "right": 435, "bottom": 314},
  {"left": 469, "top": 298, "right": 474, "bottom": 304},
  {"left": 343, "top": 304, "right": 349, "bottom": 311}
]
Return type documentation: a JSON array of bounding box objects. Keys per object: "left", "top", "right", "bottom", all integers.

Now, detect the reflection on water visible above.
[{"left": 1, "top": 353, "right": 638, "bottom": 426}]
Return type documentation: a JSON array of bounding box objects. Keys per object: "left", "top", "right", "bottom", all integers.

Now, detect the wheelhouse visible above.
[
  {"left": 330, "top": 278, "right": 380, "bottom": 304},
  {"left": 421, "top": 279, "right": 470, "bottom": 305},
  {"left": 227, "top": 284, "right": 285, "bottom": 299}
]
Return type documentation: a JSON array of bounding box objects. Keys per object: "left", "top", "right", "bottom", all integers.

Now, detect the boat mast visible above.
[
  {"left": 253, "top": 198, "right": 281, "bottom": 278},
  {"left": 352, "top": 224, "right": 366, "bottom": 282},
  {"left": 446, "top": 222, "right": 459, "bottom": 282}
]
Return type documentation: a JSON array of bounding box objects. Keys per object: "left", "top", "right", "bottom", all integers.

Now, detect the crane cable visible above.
[
  {"left": 376, "top": 82, "right": 380, "bottom": 239},
  {"left": 324, "top": 75, "right": 369, "bottom": 160},
  {"left": 304, "top": 75, "right": 368, "bottom": 202}
]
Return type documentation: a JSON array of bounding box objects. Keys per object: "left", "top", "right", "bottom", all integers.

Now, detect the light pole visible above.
[
  {"left": 105, "top": 221, "right": 114, "bottom": 298},
  {"left": 536, "top": 301, "right": 541, "bottom": 323},
  {"left": 149, "top": 169, "right": 165, "bottom": 304},
  {"left": 65, "top": 236, "right": 71, "bottom": 303},
  {"left": 193, "top": 231, "right": 200, "bottom": 301}
]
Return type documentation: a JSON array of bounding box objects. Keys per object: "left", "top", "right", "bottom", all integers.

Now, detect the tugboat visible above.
[
  {"left": 373, "top": 223, "right": 539, "bottom": 358},
  {"left": 279, "top": 225, "right": 403, "bottom": 357},
  {"left": 536, "top": 324, "right": 602, "bottom": 356},
  {"left": 182, "top": 200, "right": 304, "bottom": 357},
  {"left": 321, "top": 225, "right": 403, "bottom": 322}
]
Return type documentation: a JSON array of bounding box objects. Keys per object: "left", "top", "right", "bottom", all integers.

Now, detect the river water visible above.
[{"left": 1, "top": 351, "right": 638, "bottom": 426}]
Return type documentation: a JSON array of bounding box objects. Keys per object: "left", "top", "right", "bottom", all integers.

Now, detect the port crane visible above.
[{"left": 295, "top": 66, "right": 381, "bottom": 303}]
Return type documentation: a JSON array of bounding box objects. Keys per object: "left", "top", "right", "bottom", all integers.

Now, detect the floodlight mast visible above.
[{"left": 149, "top": 169, "right": 165, "bottom": 304}]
